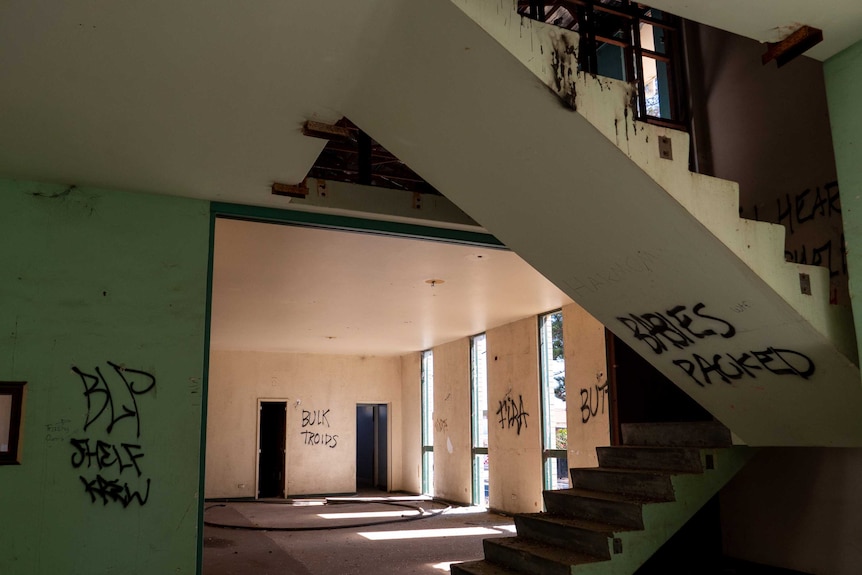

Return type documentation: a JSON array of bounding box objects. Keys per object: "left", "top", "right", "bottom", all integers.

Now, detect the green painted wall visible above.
[
  {"left": 826, "top": 39, "right": 862, "bottom": 359},
  {"left": 0, "top": 180, "right": 210, "bottom": 574}
]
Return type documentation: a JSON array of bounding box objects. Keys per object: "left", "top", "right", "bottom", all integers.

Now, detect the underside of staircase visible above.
[
  {"left": 345, "top": 0, "right": 862, "bottom": 446},
  {"left": 452, "top": 422, "right": 754, "bottom": 575}
]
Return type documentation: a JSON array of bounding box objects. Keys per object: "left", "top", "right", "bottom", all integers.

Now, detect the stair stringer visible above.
[
  {"left": 344, "top": 0, "right": 862, "bottom": 445},
  {"left": 451, "top": 0, "right": 856, "bottom": 362},
  {"left": 573, "top": 447, "right": 755, "bottom": 575}
]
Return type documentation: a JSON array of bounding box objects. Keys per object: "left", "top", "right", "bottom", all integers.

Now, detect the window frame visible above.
[
  {"left": 420, "top": 350, "right": 434, "bottom": 495},
  {"left": 538, "top": 311, "right": 568, "bottom": 491},
  {"left": 517, "top": 0, "right": 688, "bottom": 128}
]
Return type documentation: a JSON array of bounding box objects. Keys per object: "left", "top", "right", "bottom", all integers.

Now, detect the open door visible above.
[
  {"left": 356, "top": 404, "right": 388, "bottom": 491},
  {"left": 258, "top": 401, "right": 286, "bottom": 498}
]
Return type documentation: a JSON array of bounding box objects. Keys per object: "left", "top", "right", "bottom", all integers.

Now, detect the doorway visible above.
[
  {"left": 258, "top": 401, "right": 287, "bottom": 498},
  {"left": 356, "top": 404, "right": 388, "bottom": 491}
]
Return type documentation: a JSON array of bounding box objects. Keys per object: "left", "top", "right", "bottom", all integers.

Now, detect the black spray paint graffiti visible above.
[
  {"left": 73, "top": 361, "right": 156, "bottom": 438},
  {"left": 300, "top": 409, "right": 338, "bottom": 448},
  {"left": 580, "top": 382, "right": 609, "bottom": 424},
  {"left": 784, "top": 235, "right": 847, "bottom": 279},
  {"left": 72, "top": 362, "right": 155, "bottom": 508},
  {"left": 616, "top": 302, "right": 736, "bottom": 356},
  {"left": 741, "top": 181, "right": 846, "bottom": 303},
  {"left": 672, "top": 347, "right": 814, "bottom": 388},
  {"left": 618, "top": 303, "right": 815, "bottom": 388},
  {"left": 70, "top": 438, "right": 145, "bottom": 476},
  {"left": 496, "top": 393, "right": 529, "bottom": 434},
  {"left": 79, "top": 475, "right": 151, "bottom": 507},
  {"left": 776, "top": 182, "right": 841, "bottom": 236}
]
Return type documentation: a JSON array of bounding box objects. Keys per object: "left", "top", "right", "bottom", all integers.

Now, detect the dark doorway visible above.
[
  {"left": 258, "top": 401, "right": 286, "bottom": 498},
  {"left": 607, "top": 333, "right": 713, "bottom": 443},
  {"left": 356, "top": 404, "right": 388, "bottom": 491}
]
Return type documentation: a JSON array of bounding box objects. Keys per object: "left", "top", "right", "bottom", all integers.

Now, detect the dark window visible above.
[
  {"left": 517, "top": 1, "right": 687, "bottom": 128},
  {"left": 0, "top": 382, "right": 26, "bottom": 465}
]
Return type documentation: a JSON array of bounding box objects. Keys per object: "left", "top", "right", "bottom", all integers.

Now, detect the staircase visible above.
[
  {"left": 451, "top": 422, "right": 754, "bottom": 575},
  {"left": 345, "top": 0, "right": 862, "bottom": 446}
]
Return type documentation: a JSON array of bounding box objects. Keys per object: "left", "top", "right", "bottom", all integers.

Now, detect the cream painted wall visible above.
[
  {"left": 563, "top": 303, "right": 611, "bottom": 468},
  {"left": 487, "top": 317, "right": 544, "bottom": 514},
  {"left": 206, "top": 350, "right": 402, "bottom": 498},
  {"left": 432, "top": 338, "right": 472, "bottom": 504},
  {"left": 401, "top": 352, "right": 422, "bottom": 494}
]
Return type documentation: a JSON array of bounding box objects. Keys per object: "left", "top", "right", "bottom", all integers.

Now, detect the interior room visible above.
[{"left": 4, "top": 1, "right": 862, "bottom": 574}]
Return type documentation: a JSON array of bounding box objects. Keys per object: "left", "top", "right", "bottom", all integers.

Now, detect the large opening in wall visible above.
[
  {"left": 470, "top": 334, "right": 488, "bottom": 506},
  {"left": 421, "top": 349, "right": 435, "bottom": 496},
  {"left": 202, "top": 207, "right": 573, "bottom": 574},
  {"left": 539, "top": 311, "right": 569, "bottom": 490}
]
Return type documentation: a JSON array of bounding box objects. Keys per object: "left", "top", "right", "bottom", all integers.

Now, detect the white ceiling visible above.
[
  {"left": 1, "top": 0, "right": 859, "bottom": 216},
  {"left": 210, "top": 218, "right": 572, "bottom": 356},
  {"left": 646, "top": 0, "right": 862, "bottom": 61}
]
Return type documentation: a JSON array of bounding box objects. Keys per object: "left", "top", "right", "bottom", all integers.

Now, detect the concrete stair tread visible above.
[
  {"left": 518, "top": 512, "right": 637, "bottom": 534},
  {"left": 571, "top": 466, "right": 676, "bottom": 476},
  {"left": 545, "top": 487, "right": 654, "bottom": 505},
  {"left": 450, "top": 559, "right": 523, "bottom": 575},
  {"left": 621, "top": 421, "right": 732, "bottom": 447},
  {"left": 486, "top": 536, "right": 605, "bottom": 566}
]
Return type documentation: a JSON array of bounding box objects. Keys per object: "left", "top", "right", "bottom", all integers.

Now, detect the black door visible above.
[
  {"left": 258, "top": 401, "right": 286, "bottom": 498},
  {"left": 356, "top": 404, "right": 388, "bottom": 491}
]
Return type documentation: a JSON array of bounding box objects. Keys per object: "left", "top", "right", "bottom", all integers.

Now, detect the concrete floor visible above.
[{"left": 202, "top": 493, "right": 514, "bottom": 575}]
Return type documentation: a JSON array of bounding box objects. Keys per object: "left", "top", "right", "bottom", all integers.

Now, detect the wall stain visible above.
[{"left": 31, "top": 185, "right": 76, "bottom": 199}]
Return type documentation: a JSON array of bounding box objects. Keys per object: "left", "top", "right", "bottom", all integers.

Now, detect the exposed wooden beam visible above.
[
  {"left": 271, "top": 180, "right": 309, "bottom": 199},
  {"left": 301, "top": 120, "right": 352, "bottom": 141},
  {"left": 762, "top": 25, "right": 823, "bottom": 68}
]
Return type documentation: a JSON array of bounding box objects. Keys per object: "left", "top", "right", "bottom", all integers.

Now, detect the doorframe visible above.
[{"left": 255, "top": 397, "right": 290, "bottom": 500}]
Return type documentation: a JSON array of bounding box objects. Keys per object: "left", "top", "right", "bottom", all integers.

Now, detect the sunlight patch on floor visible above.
[{"left": 358, "top": 526, "right": 502, "bottom": 540}]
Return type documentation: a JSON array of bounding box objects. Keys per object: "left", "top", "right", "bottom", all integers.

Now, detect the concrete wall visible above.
[
  {"left": 563, "top": 303, "right": 610, "bottom": 468},
  {"left": 486, "top": 317, "right": 544, "bottom": 514},
  {"left": 0, "top": 180, "right": 209, "bottom": 575},
  {"left": 431, "top": 338, "right": 472, "bottom": 504},
  {"left": 206, "top": 350, "right": 403, "bottom": 498},
  {"left": 691, "top": 23, "right": 847, "bottom": 304},
  {"left": 400, "top": 352, "right": 422, "bottom": 494}
]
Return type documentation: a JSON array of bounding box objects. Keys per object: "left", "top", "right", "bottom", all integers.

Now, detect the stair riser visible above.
[
  {"left": 450, "top": 560, "right": 516, "bottom": 575},
  {"left": 542, "top": 492, "right": 644, "bottom": 529},
  {"left": 483, "top": 539, "right": 570, "bottom": 575},
  {"left": 596, "top": 447, "right": 703, "bottom": 472},
  {"left": 621, "top": 422, "right": 732, "bottom": 447},
  {"left": 514, "top": 515, "right": 611, "bottom": 559},
  {"left": 570, "top": 469, "right": 675, "bottom": 501}
]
